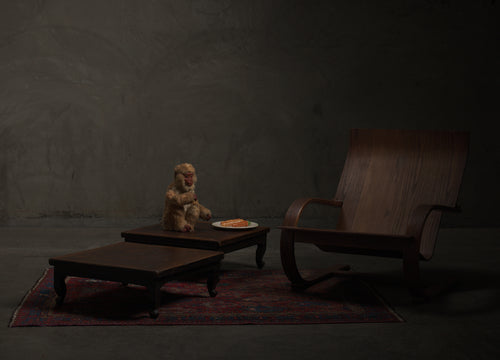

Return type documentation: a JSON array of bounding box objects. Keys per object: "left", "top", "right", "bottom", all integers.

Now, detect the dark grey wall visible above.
[{"left": 1, "top": 0, "right": 498, "bottom": 227}]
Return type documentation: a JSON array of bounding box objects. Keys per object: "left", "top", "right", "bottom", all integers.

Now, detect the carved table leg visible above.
[
  {"left": 256, "top": 240, "right": 266, "bottom": 269},
  {"left": 207, "top": 265, "right": 221, "bottom": 297},
  {"left": 53, "top": 268, "right": 67, "bottom": 306},
  {"left": 148, "top": 282, "right": 162, "bottom": 319}
]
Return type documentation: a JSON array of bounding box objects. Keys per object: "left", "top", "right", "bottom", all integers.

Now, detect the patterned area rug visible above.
[{"left": 9, "top": 268, "right": 403, "bottom": 326}]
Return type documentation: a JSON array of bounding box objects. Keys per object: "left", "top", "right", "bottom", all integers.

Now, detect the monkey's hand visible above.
[
  {"left": 202, "top": 211, "right": 212, "bottom": 221},
  {"left": 199, "top": 207, "right": 212, "bottom": 221}
]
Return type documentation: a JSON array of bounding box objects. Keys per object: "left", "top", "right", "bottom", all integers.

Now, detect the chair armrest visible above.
[
  {"left": 406, "top": 204, "right": 460, "bottom": 239},
  {"left": 282, "top": 198, "right": 343, "bottom": 226}
]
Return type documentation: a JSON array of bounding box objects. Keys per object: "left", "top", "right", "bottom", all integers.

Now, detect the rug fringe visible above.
[{"left": 8, "top": 268, "right": 51, "bottom": 327}]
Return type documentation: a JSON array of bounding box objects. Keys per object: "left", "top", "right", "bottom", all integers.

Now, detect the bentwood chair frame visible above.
[{"left": 279, "top": 129, "right": 469, "bottom": 297}]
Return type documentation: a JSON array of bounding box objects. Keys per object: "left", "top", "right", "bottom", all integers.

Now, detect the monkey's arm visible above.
[
  {"left": 198, "top": 203, "right": 212, "bottom": 220},
  {"left": 166, "top": 190, "right": 196, "bottom": 206}
]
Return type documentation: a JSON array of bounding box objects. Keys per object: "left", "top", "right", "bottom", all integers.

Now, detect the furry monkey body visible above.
[{"left": 161, "top": 163, "right": 212, "bottom": 232}]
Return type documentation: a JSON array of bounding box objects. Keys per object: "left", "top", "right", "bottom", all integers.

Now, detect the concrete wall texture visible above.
[{"left": 1, "top": 0, "right": 498, "bottom": 227}]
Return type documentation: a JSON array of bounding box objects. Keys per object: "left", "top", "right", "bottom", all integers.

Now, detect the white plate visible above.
[{"left": 212, "top": 221, "right": 258, "bottom": 230}]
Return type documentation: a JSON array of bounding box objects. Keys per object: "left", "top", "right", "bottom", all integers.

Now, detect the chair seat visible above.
[{"left": 279, "top": 225, "right": 416, "bottom": 257}]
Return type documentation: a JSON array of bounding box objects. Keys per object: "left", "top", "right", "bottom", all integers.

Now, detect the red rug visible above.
[{"left": 9, "top": 268, "right": 403, "bottom": 326}]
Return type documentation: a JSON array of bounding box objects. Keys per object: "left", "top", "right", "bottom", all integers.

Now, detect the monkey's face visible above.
[
  {"left": 183, "top": 172, "right": 194, "bottom": 187},
  {"left": 175, "top": 171, "right": 197, "bottom": 192},
  {"left": 173, "top": 163, "right": 197, "bottom": 192}
]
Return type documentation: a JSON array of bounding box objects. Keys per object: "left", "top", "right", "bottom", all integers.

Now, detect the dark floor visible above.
[{"left": 1, "top": 221, "right": 499, "bottom": 360}]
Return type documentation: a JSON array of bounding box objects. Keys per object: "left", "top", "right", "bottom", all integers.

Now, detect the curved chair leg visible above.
[
  {"left": 403, "top": 247, "right": 426, "bottom": 297},
  {"left": 280, "top": 230, "right": 350, "bottom": 291},
  {"left": 404, "top": 248, "right": 456, "bottom": 299}
]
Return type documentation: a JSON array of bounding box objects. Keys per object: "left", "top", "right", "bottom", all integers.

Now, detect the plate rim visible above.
[{"left": 211, "top": 220, "right": 258, "bottom": 230}]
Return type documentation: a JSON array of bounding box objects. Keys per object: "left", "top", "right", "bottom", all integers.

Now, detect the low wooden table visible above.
[
  {"left": 121, "top": 221, "right": 270, "bottom": 269},
  {"left": 48, "top": 242, "right": 224, "bottom": 318}
]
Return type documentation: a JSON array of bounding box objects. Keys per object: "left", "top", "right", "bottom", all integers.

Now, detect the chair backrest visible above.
[{"left": 335, "top": 129, "right": 469, "bottom": 259}]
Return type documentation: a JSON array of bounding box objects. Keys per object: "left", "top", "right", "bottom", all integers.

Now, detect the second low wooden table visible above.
[
  {"left": 121, "top": 221, "right": 270, "bottom": 268},
  {"left": 48, "top": 242, "right": 224, "bottom": 318}
]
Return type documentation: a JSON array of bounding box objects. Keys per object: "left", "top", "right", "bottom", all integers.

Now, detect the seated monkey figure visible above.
[{"left": 161, "top": 163, "right": 212, "bottom": 232}]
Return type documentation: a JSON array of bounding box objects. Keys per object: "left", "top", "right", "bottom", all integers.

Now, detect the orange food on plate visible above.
[{"left": 220, "top": 218, "right": 249, "bottom": 227}]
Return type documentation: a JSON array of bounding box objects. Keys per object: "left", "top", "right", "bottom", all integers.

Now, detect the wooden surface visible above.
[
  {"left": 279, "top": 129, "right": 469, "bottom": 296},
  {"left": 49, "top": 242, "right": 224, "bottom": 318},
  {"left": 49, "top": 242, "right": 223, "bottom": 277},
  {"left": 122, "top": 221, "right": 269, "bottom": 247},
  {"left": 122, "top": 221, "right": 270, "bottom": 268}
]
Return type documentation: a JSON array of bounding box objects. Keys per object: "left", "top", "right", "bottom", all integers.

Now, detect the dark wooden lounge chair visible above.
[{"left": 279, "top": 129, "right": 469, "bottom": 297}]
